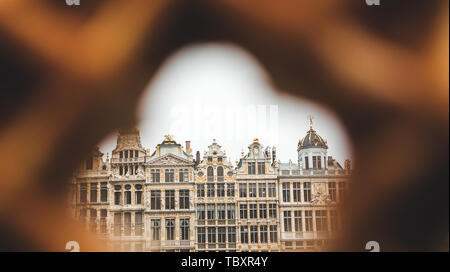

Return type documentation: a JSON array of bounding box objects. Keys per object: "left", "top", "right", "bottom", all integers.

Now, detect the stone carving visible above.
[{"left": 311, "top": 183, "right": 332, "bottom": 205}]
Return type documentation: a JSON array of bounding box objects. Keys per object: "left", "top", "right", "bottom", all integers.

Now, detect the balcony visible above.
[
  {"left": 161, "top": 240, "right": 194, "bottom": 249},
  {"left": 111, "top": 157, "right": 145, "bottom": 163}
]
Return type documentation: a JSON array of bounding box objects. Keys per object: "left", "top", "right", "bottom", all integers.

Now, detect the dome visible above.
[{"left": 297, "top": 128, "right": 328, "bottom": 150}]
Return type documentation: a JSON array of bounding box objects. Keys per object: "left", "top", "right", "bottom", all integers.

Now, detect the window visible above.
[
  {"left": 114, "top": 191, "right": 121, "bottom": 205},
  {"left": 90, "top": 183, "right": 97, "bottom": 203},
  {"left": 268, "top": 183, "right": 276, "bottom": 197},
  {"left": 313, "top": 156, "right": 322, "bottom": 169},
  {"left": 179, "top": 190, "right": 190, "bottom": 209},
  {"left": 260, "top": 225, "right": 268, "bottom": 243},
  {"left": 207, "top": 204, "right": 215, "bottom": 220},
  {"left": 218, "top": 157, "right": 223, "bottom": 163},
  {"left": 165, "top": 190, "right": 175, "bottom": 210},
  {"left": 240, "top": 204, "right": 248, "bottom": 219},
  {"left": 249, "top": 204, "right": 257, "bottom": 219},
  {"left": 227, "top": 183, "right": 235, "bottom": 197},
  {"left": 119, "top": 151, "right": 123, "bottom": 159},
  {"left": 197, "top": 184, "right": 205, "bottom": 197},
  {"left": 249, "top": 183, "right": 257, "bottom": 197},
  {"left": 135, "top": 212, "right": 143, "bottom": 236},
  {"left": 330, "top": 210, "right": 338, "bottom": 231},
  {"left": 269, "top": 204, "right": 277, "bottom": 219},
  {"left": 248, "top": 162, "right": 256, "bottom": 174},
  {"left": 257, "top": 162, "right": 265, "bottom": 174},
  {"left": 305, "top": 156, "right": 309, "bottom": 169},
  {"left": 293, "top": 182, "right": 301, "bottom": 202},
  {"left": 239, "top": 184, "right": 247, "bottom": 197},
  {"left": 217, "top": 183, "right": 225, "bottom": 197},
  {"left": 151, "top": 169, "right": 160, "bottom": 183},
  {"left": 284, "top": 211, "right": 292, "bottom": 232},
  {"left": 197, "top": 204, "right": 205, "bottom": 220},
  {"left": 228, "top": 227, "right": 236, "bottom": 243},
  {"left": 179, "top": 169, "right": 189, "bottom": 182},
  {"left": 304, "top": 210, "right": 313, "bottom": 231},
  {"left": 124, "top": 190, "right": 132, "bottom": 205},
  {"left": 207, "top": 156, "right": 212, "bottom": 162},
  {"left": 80, "top": 183, "right": 87, "bottom": 203},
  {"left": 282, "top": 183, "right": 291, "bottom": 202},
  {"left": 294, "top": 211, "right": 302, "bottom": 232},
  {"left": 166, "top": 218, "right": 175, "bottom": 240},
  {"left": 250, "top": 226, "right": 258, "bottom": 243},
  {"left": 269, "top": 225, "right": 277, "bottom": 243},
  {"left": 258, "top": 183, "right": 266, "bottom": 197},
  {"left": 218, "top": 227, "right": 226, "bottom": 245},
  {"left": 227, "top": 204, "right": 235, "bottom": 220},
  {"left": 217, "top": 166, "right": 224, "bottom": 181},
  {"left": 207, "top": 184, "right": 215, "bottom": 197},
  {"left": 135, "top": 187, "right": 142, "bottom": 205},
  {"left": 197, "top": 227, "right": 206, "bottom": 244},
  {"left": 86, "top": 156, "right": 93, "bottom": 170},
  {"left": 100, "top": 209, "right": 107, "bottom": 233},
  {"left": 338, "top": 182, "right": 346, "bottom": 200},
  {"left": 130, "top": 150, "right": 134, "bottom": 158},
  {"left": 180, "top": 218, "right": 190, "bottom": 240},
  {"left": 114, "top": 213, "right": 122, "bottom": 236},
  {"left": 100, "top": 182, "right": 108, "bottom": 202},
  {"left": 124, "top": 150, "right": 128, "bottom": 159},
  {"left": 80, "top": 209, "right": 87, "bottom": 225},
  {"left": 259, "top": 204, "right": 267, "bottom": 219},
  {"left": 303, "top": 182, "right": 311, "bottom": 202},
  {"left": 316, "top": 210, "right": 328, "bottom": 231},
  {"left": 89, "top": 209, "right": 97, "bottom": 232},
  {"left": 207, "top": 166, "right": 214, "bottom": 182},
  {"left": 151, "top": 219, "right": 160, "bottom": 240},
  {"left": 124, "top": 212, "right": 131, "bottom": 236},
  {"left": 135, "top": 150, "right": 139, "bottom": 157},
  {"left": 207, "top": 227, "right": 216, "bottom": 244},
  {"left": 217, "top": 204, "right": 226, "bottom": 220},
  {"left": 165, "top": 169, "right": 174, "bottom": 183},
  {"left": 120, "top": 166, "right": 123, "bottom": 175},
  {"left": 240, "top": 226, "right": 248, "bottom": 243},
  {"left": 328, "top": 182, "right": 336, "bottom": 201},
  {"left": 150, "top": 190, "right": 161, "bottom": 210}
]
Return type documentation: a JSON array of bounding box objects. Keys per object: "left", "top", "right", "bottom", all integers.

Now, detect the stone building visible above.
[
  {"left": 71, "top": 123, "right": 350, "bottom": 252},
  {"left": 235, "top": 139, "right": 280, "bottom": 252},
  {"left": 193, "top": 140, "right": 237, "bottom": 251}
]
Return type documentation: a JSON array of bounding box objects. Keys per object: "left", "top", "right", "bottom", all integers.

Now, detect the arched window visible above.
[
  {"left": 217, "top": 166, "right": 224, "bottom": 181},
  {"left": 207, "top": 166, "right": 214, "bottom": 182}
]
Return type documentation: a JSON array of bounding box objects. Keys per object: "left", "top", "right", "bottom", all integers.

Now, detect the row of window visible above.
[
  {"left": 119, "top": 150, "right": 140, "bottom": 159},
  {"left": 114, "top": 184, "right": 143, "bottom": 205},
  {"left": 282, "top": 210, "right": 338, "bottom": 232},
  {"left": 150, "top": 169, "right": 190, "bottom": 183},
  {"left": 79, "top": 182, "right": 108, "bottom": 203},
  {"left": 303, "top": 155, "right": 325, "bottom": 170},
  {"left": 205, "top": 166, "right": 225, "bottom": 181},
  {"left": 79, "top": 208, "right": 108, "bottom": 233},
  {"left": 119, "top": 165, "right": 140, "bottom": 176},
  {"left": 196, "top": 183, "right": 234, "bottom": 198},
  {"left": 239, "top": 203, "right": 278, "bottom": 219},
  {"left": 149, "top": 218, "right": 190, "bottom": 241},
  {"left": 238, "top": 183, "right": 277, "bottom": 198},
  {"left": 196, "top": 204, "right": 236, "bottom": 221},
  {"left": 247, "top": 162, "right": 266, "bottom": 175},
  {"left": 240, "top": 225, "right": 278, "bottom": 244},
  {"left": 150, "top": 190, "right": 190, "bottom": 210},
  {"left": 197, "top": 227, "right": 236, "bottom": 247},
  {"left": 281, "top": 181, "right": 346, "bottom": 203},
  {"left": 112, "top": 212, "right": 144, "bottom": 236}
]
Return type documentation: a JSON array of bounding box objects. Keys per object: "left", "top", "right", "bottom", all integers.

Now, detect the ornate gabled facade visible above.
[
  {"left": 194, "top": 139, "right": 237, "bottom": 251},
  {"left": 71, "top": 122, "right": 351, "bottom": 252},
  {"left": 236, "top": 139, "right": 280, "bottom": 252}
]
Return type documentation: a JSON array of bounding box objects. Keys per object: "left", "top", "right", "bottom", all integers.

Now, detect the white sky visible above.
[{"left": 100, "top": 43, "right": 352, "bottom": 165}]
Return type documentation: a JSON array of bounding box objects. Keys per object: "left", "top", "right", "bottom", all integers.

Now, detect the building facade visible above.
[{"left": 71, "top": 125, "right": 351, "bottom": 252}]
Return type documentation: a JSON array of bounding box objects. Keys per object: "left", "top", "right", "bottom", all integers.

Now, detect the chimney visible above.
[
  {"left": 185, "top": 141, "right": 192, "bottom": 154},
  {"left": 196, "top": 151, "right": 201, "bottom": 164}
]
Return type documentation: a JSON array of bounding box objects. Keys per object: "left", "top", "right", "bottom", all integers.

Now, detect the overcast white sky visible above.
[{"left": 100, "top": 43, "right": 352, "bottom": 165}]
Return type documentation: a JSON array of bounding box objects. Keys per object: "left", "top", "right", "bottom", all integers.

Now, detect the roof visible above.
[{"left": 297, "top": 128, "right": 328, "bottom": 150}]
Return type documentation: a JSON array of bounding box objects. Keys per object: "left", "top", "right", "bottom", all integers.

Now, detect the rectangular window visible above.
[
  {"left": 258, "top": 183, "right": 266, "bottom": 197},
  {"left": 227, "top": 204, "right": 235, "bottom": 220},
  {"left": 151, "top": 190, "right": 161, "bottom": 210},
  {"left": 260, "top": 225, "right": 268, "bottom": 243},
  {"left": 100, "top": 182, "right": 108, "bottom": 202},
  {"left": 282, "top": 182, "right": 291, "bottom": 202},
  {"left": 151, "top": 219, "right": 160, "bottom": 240},
  {"left": 257, "top": 162, "right": 265, "bottom": 174},
  {"left": 268, "top": 183, "right": 276, "bottom": 197},
  {"left": 313, "top": 156, "right": 322, "bottom": 169},
  {"left": 124, "top": 190, "right": 132, "bottom": 205},
  {"left": 165, "top": 169, "right": 174, "bottom": 183},
  {"left": 218, "top": 227, "right": 226, "bottom": 246},
  {"left": 284, "top": 211, "right": 292, "bottom": 232},
  {"left": 294, "top": 211, "right": 302, "bottom": 232},
  {"left": 114, "top": 191, "right": 121, "bottom": 205},
  {"left": 293, "top": 182, "right": 301, "bottom": 202},
  {"left": 250, "top": 226, "right": 258, "bottom": 243},
  {"left": 89, "top": 209, "right": 97, "bottom": 232},
  {"left": 197, "top": 227, "right": 206, "bottom": 244},
  {"left": 135, "top": 191, "right": 142, "bottom": 205},
  {"left": 179, "top": 169, "right": 189, "bottom": 182},
  {"left": 228, "top": 227, "right": 236, "bottom": 243},
  {"left": 269, "top": 203, "right": 277, "bottom": 219},
  {"left": 151, "top": 169, "right": 160, "bottom": 183},
  {"left": 259, "top": 204, "right": 267, "bottom": 219},
  {"left": 240, "top": 204, "right": 248, "bottom": 219},
  {"left": 114, "top": 213, "right": 121, "bottom": 236},
  {"left": 330, "top": 210, "right": 338, "bottom": 231},
  {"left": 180, "top": 218, "right": 190, "bottom": 240},
  {"left": 249, "top": 183, "right": 257, "bottom": 197},
  {"left": 197, "top": 184, "right": 205, "bottom": 197},
  {"left": 217, "top": 183, "right": 225, "bottom": 197},
  {"left": 166, "top": 218, "right": 175, "bottom": 240},
  {"left": 315, "top": 210, "right": 328, "bottom": 232},
  {"left": 80, "top": 183, "right": 87, "bottom": 203},
  {"left": 240, "top": 226, "right": 248, "bottom": 243},
  {"left": 338, "top": 182, "right": 346, "bottom": 200},
  {"left": 239, "top": 184, "right": 247, "bottom": 197},
  {"left": 90, "top": 183, "right": 97, "bottom": 203},
  {"left": 179, "top": 190, "right": 190, "bottom": 209},
  {"left": 305, "top": 157, "right": 309, "bottom": 169},
  {"left": 269, "top": 225, "right": 278, "bottom": 243},
  {"left": 227, "top": 183, "right": 235, "bottom": 197},
  {"left": 124, "top": 212, "right": 131, "bottom": 236},
  {"left": 248, "top": 162, "right": 256, "bottom": 174},
  {"left": 328, "top": 182, "right": 336, "bottom": 201},
  {"left": 305, "top": 210, "right": 313, "bottom": 231},
  {"left": 100, "top": 209, "right": 107, "bottom": 233},
  {"left": 249, "top": 204, "right": 257, "bottom": 219},
  {"left": 303, "top": 182, "right": 311, "bottom": 202},
  {"left": 217, "top": 204, "right": 226, "bottom": 220},
  {"left": 207, "top": 227, "right": 216, "bottom": 243},
  {"left": 135, "top": 212, "right": 143, "bottom": 236},
  {"left": 197, "top": 204, "right": 205, "bottom": 220},
  {"left": 165, "top": 190, "right": 175, "bottom": 210},
  {"left": 207, "top": 204, "right": 215, "bottom": 220},
  {"left": 207, "top": 184, "right": 215, "bottom": 197}
]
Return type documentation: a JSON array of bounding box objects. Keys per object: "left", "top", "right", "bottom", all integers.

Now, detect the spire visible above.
[{"left": 308, "top": 115, "right": 314, "bottom": 130}]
